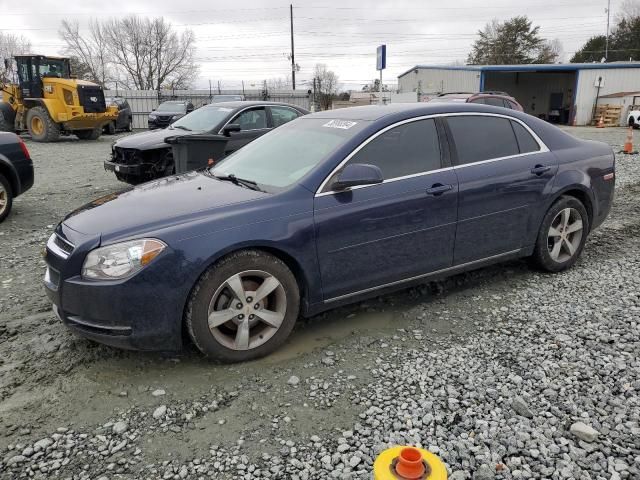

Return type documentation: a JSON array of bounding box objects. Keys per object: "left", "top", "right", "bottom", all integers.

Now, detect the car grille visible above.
[
  {"left": 153, "top": 115, "right": 173, "bottom": 126},
  {"left": 112, "top": 147, "right": 141, "bottom": 165},
  {"left": 77, "top": 85, "right": 107, "bottom": 113}
]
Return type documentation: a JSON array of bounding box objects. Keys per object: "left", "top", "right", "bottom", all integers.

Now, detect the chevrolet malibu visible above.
[{"left": 44, "top": 103, "right": 615, "bottom": 362}]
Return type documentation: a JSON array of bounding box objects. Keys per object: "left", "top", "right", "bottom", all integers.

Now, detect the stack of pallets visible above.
[{"left": 592, "top": 104, "right": 622, "bottom": 127}]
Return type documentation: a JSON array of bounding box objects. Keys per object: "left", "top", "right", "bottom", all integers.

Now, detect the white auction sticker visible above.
[{"left": 322, "top": 120, "right": 357, "bottom": 129}]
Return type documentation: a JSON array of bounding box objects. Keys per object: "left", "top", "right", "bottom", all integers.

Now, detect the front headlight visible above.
[
  {"left": 149, "top": 114, "right": 157, "bottom": 119},
  {"left": 82, "top": 239, "right": 166, "bottom": 281}
]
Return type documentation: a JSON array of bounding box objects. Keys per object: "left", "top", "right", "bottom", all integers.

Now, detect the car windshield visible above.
[
  {"left": 210, "top": 118, "right": 369, "bottom": 191},
  {"left": 156, "top": 103, "right": 186, "bottom": 113},
  {"left": 170, "top": 106, "right": 233, "bottom": 132}
]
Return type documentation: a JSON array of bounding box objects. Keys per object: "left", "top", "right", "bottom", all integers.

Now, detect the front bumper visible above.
[
  {"left": 104, "top": 159, "right": 141, "bottom": 176},
  {"left": 43, "top": 227, "right": 185, "bottom": 352}
]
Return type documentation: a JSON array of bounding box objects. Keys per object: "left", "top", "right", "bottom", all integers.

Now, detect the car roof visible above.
[
  {"left": 306, "top": 102, "right": 522, "bottom": 121},
  {"left": 203, "top": 101, "right": 304, "bottom": 109},
  {"left": 160, "top": 100, "right": 189, "bottom": 104}
]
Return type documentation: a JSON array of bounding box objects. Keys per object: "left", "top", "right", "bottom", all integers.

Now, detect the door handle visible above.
[
  {"left": 531, "top": 165, "right": 551, "bottom": 175},
  {"left": 426, "top": 183, "right": 453, "bottom": 196}
]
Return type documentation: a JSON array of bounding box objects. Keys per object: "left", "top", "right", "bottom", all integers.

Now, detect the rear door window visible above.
[
  {"left": 270, "top": 106, "right": 300, "bottom": 127},
  {"left": 511, "top": 121, "right": 540, "bottom": 153},
  {"left": 447, "top": 116, "right": 519, "bottom": 165},
  {"left": 347, "top": 118, "right": 441, "bottom": 180},
  {"left": 483, "top": 97, "right": 508, "bottom": 108}
]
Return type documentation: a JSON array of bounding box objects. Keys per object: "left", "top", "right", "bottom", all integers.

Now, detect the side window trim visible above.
[
  {"left": 317, "top": 116, "right": 446, "bottom": 195},
  {"left": 444, "top": 114, "right": 547, "bottom": 169},
  {"left": 316, "top": 112, "right": 549, "bottom": 196}
]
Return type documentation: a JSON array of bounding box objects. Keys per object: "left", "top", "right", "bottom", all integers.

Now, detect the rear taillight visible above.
[{"left": 18, "top": 137, "right": 30, "bottom": 160}]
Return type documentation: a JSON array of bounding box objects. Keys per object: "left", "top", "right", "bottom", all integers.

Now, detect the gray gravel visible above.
[{"left": 1, "top": 127, "right": 639, "bottom": 479}]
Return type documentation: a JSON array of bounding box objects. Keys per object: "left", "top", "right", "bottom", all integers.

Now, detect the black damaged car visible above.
[{"left": 105, "top": 101, "right": 309, "bottom": 184}]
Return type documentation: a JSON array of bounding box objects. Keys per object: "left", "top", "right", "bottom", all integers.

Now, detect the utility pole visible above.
[
  {"left": 242, "top": 80, "right": 245, "bottom": 97},
  {"left": 290, "top": 4, "right": 296, "bottom": 90},
  {"left": 209, "top": 79, "right": 212, "bottom": 102},
  {"left": 605, "top": 0, "right": 611, "bottom": 61},
  {"left": 312, "top": 77, "right": 317, "bottom": 112},
  {"left": 217, "top": 80, "right": 221, "bottom": 95}
]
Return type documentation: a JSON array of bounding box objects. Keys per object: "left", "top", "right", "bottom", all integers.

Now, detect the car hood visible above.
[
  {"left": 113, "top": 127, "right": 201, "bottom": 150},
  {"left": 63, "top": 171, "right": 267, "bottom": 239}
]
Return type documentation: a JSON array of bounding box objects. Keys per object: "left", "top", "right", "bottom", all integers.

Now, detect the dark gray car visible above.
[
  {"left": 148, "top": 101, "right": 195, "bottom": 130},
  {"left": 103, "top": 97, "right": 133, "bottom": 134},
  {"left": 106, "top": 101, "right": 309, "bottom": 184}
]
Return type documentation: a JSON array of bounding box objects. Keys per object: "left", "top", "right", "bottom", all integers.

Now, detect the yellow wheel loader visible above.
[{"left": 0, "top": 55, "right": 118, "bottom": 142}]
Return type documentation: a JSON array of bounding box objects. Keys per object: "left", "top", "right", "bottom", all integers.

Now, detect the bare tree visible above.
[
  {"left": 59, "top": 16, "right": 198, "bottom": 91},
  {"left": 616, "top": 0, "right": 640, "bottom": 23},
  {"left": 313, "top": 63, "right": 339, "bottom": 110},
  {"left": 103, "top": 16, "right": 198, "bottom": 91},
  {"left": 59, "top": 20, "right": 110, "bottom": 86},
  {"left": 0, "top": 33, "right": 31, "bottom": 82}
]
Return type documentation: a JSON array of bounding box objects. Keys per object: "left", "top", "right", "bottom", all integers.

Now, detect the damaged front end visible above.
[{"left": 104, "top": 146, "right": 174, "bottom": 185}]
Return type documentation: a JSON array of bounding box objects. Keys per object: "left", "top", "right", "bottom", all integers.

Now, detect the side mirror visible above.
[
  {"left": 223, "top": 123, "right": 241, "bottom": 136},
  {"left": 332, "top": 163, "right": 383, "bottom": 191},
  {"left": 151, "top": 108, "right": 156, "bottom": 111}
]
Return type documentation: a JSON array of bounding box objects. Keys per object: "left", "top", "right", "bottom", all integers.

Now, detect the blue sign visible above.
[{"left": 376, "top": 44, "right": 386, "bottom": 71}]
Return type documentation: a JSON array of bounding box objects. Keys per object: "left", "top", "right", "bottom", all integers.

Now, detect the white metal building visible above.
[{"left": 397, "top": 63, "right": 640, "bottom": 125}]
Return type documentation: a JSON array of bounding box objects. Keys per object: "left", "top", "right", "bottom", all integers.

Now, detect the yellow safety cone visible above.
[{"left": 373, "top": 446, "right": 447, "bottom": 480}]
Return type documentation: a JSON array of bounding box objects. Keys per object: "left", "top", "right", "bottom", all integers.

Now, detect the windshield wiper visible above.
[
  {"left": 212, "top": 173, "right": 264, "bottom": 192},
  {"left": 172, "top": 125, "right": 191, "bottom": 131}
]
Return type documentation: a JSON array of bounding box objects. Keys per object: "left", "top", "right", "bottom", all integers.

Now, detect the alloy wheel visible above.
[
  {"left": 547, "top": 207, "right": 584, "bottom": 263},
  {"left": 0, "top": 183, "right": 7, "bottom": 215},
  {"left": 207, "top": 270, "right": 287, "bottom": 351}
]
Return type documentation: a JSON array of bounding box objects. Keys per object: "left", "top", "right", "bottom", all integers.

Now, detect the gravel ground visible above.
[{"left": 0, "top": 127, "right": 639, "bottom": 479}]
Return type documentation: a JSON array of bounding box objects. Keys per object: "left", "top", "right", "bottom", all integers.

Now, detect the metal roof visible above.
[{"left": 398, "top": 62, "right": 640, "bottom": 78}]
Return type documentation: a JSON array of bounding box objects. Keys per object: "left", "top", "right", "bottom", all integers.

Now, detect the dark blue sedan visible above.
[{"left": 44, "top": 103, "right": 615, "bottom": 362}]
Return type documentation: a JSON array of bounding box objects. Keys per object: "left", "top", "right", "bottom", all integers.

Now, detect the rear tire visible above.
[
  {"left": 75, "top": 128, "right": 101, "bottom": 140},
  {"left": 0, "top": 173, "right": 13, "bottom": 223},
  {"left": 26, "top": 106, "right": 60, "bottom": 142},
  {"left": 530, "top": 196, "right": 589, "bottom": 272},
  {"left": 629, "top": 118, "right": 636, "bottom": 129},
  {"left": 186, "top": 250, "right": 300, "bottom": 362}
]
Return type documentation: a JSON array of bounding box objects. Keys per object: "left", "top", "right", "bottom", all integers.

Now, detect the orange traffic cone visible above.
[
  {"left": 596, "top": 115, "right": 605, "bottom": 128},
  {"left": 624, "top": 127, "right": 633, "bottom": 153}
]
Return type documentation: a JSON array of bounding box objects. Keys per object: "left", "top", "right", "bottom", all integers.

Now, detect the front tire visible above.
[
  {"left": 186, "top": 250, "right": 300, "bottom": 362},
  {"left": 26, "top": 106, "right": 60, "bottom": 142},
  {"left": 531, "top": 196, "right": 589, "bottom": 272},
  {"left": 105, "top": 121, "right": 116, "bottom": 135},
  {"left": 0, "top": 173, "right": 13, "bottom": 223},
  {"left": 629, "top": 118, "right": 636, "bottom": 129},
  {"left": 75, "top": 128, "right": 101, "bottom": 140}
]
